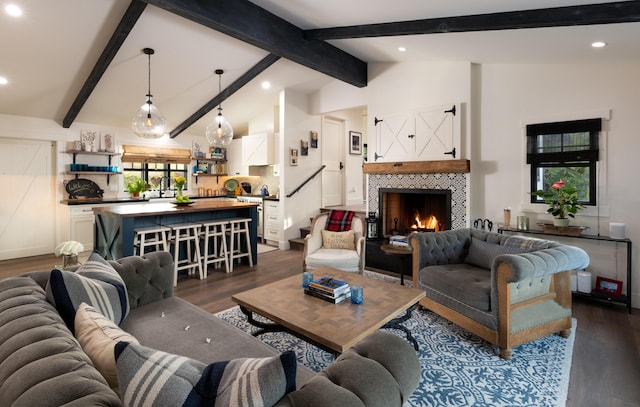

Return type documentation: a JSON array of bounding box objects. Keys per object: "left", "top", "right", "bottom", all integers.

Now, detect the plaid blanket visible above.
[{"left": 324, "top": 210, "right": 355, "bottom": 232}]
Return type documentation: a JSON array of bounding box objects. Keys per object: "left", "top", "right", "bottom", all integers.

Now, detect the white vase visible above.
[{"left": 553, "top": 218, "right": 570, "bottom": 227}]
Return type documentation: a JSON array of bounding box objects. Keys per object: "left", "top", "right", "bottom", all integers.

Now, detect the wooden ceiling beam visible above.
[
  {"left": 62, "top": 1, "right": 147, "bottom": 128},
  {"left": 143, "top": 0, "right": 367, "bottom": 88},
  {"left": 169, "top": 54, "right": 281, "bottom": 138},
  {"left": 305, "top": 1, "right": 640, "bottom": 40}
]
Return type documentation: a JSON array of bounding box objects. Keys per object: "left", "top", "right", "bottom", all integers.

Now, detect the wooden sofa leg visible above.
[
  {"left": 559, "top": 328, "right": 571, "bottom": 338},
  {"left": 500, "top": 347, "right": 512, "bottom": 360}
]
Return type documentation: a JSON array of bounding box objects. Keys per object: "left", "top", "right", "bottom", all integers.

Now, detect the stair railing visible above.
[{"left": 286, "top": 165, "right": 326, "bottom": 198}]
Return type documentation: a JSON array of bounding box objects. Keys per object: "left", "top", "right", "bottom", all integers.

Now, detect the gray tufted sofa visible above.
[
  {"left": 409, "top": 228, "right": 589, "bottom": 359},
  {"left": 0, "top": 251, "right": 420, "bottom": 406}
]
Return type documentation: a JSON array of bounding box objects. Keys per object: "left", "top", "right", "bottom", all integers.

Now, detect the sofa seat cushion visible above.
[
  {"left": 420, "top": 264, "right": 492, "bottom": 311},
  {"left": 46, "top": 251, "right": 130, "bottom": 333},
  {"left": 0, "top": 276, "right": 121, "bottom": 406},
  {"left": 305, "top": 249, "right": 361, "bottom": 272},
  {"left": 120, "top": 297, "right": 316, "bottom": 386},
  {"left": 115, "top": 341, "right": 297, "bottom": 407}
]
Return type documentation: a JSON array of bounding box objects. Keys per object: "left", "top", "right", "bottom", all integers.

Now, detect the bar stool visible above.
[
  {"left": 200, "top": 220, "right": 230, "bottom": 276},
  {"left": 133, "top": 225, "right": 171, "bottom": 255},
  {"left": 227, "top": 217, "right": 254, "bottom": 273},
  {"left": 168, "top": 223, "right": 203, "bottom": 286}
]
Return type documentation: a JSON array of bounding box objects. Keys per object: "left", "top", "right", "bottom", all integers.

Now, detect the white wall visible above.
[{"left": 312, "top": 60, "right": 640, "bottom": 308}]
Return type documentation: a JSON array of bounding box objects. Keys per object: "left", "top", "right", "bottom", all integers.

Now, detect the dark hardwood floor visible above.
[{"left": 1, "top": 249, "right": 639, "bottom": 406}]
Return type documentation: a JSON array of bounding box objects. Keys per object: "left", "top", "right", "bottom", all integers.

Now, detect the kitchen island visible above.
[{"left": 93, "top": 200, "right": 258, "bottom": 261}]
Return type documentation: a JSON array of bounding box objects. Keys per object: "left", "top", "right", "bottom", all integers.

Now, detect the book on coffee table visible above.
[
  {"left": 309, "top": 276, "right": 350, "bottom": 296},
  {"left": 304, "top": 288, "right": 350, "bottom": 304}
]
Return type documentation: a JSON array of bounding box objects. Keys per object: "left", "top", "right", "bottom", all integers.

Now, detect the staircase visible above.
[{"left": 288, "top": 225, "right": 310, "bottom": 251}]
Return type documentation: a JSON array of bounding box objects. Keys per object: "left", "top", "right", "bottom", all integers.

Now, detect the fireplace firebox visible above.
[{"left": 378, "top": 188, "right": 452, "bottom": 236}]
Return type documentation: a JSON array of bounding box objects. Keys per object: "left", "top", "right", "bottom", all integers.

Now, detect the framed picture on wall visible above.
[
  {"left": 301, "top": 140, "right": 309, "bottom": 156},
  {"left": 290, "top": 148, "right": 299, "bottom": 166},
  {"left": 349, "top": 131, "right": 362, "bottom": 155},
  {"left": 310, "top": 131, "right": 318, "bottom": 148}
]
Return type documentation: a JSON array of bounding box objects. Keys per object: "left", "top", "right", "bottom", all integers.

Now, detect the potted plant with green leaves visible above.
[
  {"left": 125, "top": 175, "right": 149, "bottom": 198},
  {"left": 531, "top": 179, "right": 584, "bottom": 226}
]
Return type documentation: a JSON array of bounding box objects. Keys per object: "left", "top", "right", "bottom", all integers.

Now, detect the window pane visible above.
[{"left": 533, "top": 166, "right": 590, "bottom": 202}]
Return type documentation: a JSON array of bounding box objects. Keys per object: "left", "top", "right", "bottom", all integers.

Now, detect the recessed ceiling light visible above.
[
  {"left": 591, "top": 41, "right": 607, "bottom": 48},
  {"left": 398, "top": 47, "right": 407, "bottom": 52},
  {"left": 5, "top": 4, "right": 23, "bottom": 17},
  {"left": 261, "top": 81, "right": 271, "bottom": 90},
  {"left": 0, "top": 77, "right": 8, "bottom": 85}
]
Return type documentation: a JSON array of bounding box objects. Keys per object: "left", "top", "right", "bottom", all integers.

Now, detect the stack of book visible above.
[
  {"left": 389, "top": 235, "right": 409, "bottom": 247},
  {"left": 305, "top": 276, "right": 351, "bottom": 304}
]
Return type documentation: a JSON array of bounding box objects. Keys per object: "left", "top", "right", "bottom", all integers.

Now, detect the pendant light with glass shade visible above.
[
  {"left": 131, "top": 48, "right": 167, "bottom": 139},
  {"left": 205, "top": 69, "right": 233, "bottom": 146}
]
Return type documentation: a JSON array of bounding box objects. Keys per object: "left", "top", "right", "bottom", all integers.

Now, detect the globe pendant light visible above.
[
  {"left": 131, "top": 48, "right": 166, "bottom": 139},
  {"left": 205, "top": 69, "right": 233, "bottom": 146}
]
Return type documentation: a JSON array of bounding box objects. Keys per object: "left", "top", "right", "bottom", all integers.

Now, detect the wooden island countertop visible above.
[{"left": 92, "top": 200, "right": 257, "bottom": 217}]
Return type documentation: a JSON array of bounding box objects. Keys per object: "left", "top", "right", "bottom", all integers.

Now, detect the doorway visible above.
[
  {"left": 0, "top": 138, "right": 56, "bottom": 260},
  {"left": 321, "top": 116, "right": 344, "bottom": 207}
]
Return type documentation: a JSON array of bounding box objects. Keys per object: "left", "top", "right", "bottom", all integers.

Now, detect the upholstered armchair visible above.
[
  {"left": 410, "top": 228, "right": 590, "bottom": 359},
  {"left": 303, "top": 211, "right": 365, "bottom": 273}
]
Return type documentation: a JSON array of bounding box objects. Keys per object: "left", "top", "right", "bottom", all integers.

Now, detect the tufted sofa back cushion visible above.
[
  {"left": 108, "top": 251, "right": 174, "bottom": 310},
  {"left": 409, "top": 228, "right": 471, "bottom": 267}
]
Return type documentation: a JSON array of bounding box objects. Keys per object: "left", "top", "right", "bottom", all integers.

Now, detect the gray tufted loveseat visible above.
[
  {"left": 0, "top": 251, "right": 420, "bottom": 406},
  {"left": 409, "top": 228, "right": 589, "bottom": 359}
]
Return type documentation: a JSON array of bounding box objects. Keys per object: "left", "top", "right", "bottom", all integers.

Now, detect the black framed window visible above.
[
  {"left": 527, "top": 118, "right": 601, "bottom": 206},
  {"left": 122, "top": 162, "right": 189, "bottom": 192}
]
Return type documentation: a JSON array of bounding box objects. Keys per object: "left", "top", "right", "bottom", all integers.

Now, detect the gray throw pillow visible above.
[{"left": 465, "top": 237, "right": 526, "bottom": 269}]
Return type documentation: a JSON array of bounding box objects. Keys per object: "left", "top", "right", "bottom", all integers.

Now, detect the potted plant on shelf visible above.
[
  {"left": 531, "top": 179, "right": 584, "bottom": 226},
  {"left": 125, "top": 176, "right": 149, "bottom": 198}
]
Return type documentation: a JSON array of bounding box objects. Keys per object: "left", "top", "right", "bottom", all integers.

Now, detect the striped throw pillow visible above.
[
  {"left": 46, "top": 251, "right": 129, "bottom": 333},
  {"left": 115, "top": 342, "right": 297, "bottom": 407}
]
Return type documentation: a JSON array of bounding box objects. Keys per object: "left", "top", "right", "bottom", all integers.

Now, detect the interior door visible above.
[
  {"left": 321, "top": 116, "right": 344, "bottom": 207},
  {"left": 0, "top": 138, "right": 56, "bottom": 260}
]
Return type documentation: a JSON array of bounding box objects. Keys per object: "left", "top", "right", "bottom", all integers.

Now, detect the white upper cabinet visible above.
[
  {"left": 372, "top": 103, "right": 460, "bottom": 162},
  {"left": 226, "top": 138, "right": 247, "bottom": 176},
  {"left": 242, "top": 132, "right": 275, "bottom": 166}
]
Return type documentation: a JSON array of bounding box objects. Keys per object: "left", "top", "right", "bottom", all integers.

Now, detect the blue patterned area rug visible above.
[{"left": 216, "top": 306, "right": 575, "bottom": 407}]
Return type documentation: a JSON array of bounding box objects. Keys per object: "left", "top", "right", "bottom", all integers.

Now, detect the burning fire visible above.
[{"left": 411, "top": 211, "right": 439, "bottom": 230}]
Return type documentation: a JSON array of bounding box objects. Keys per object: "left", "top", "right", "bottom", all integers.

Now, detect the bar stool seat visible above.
[
  {"left": 168, "top": 223, "right": 203, "bottom": 286},
  {"left": 227, "top": 217, "right": 254, "bottom": 273},
  {"left": 133, "top": 225, "right": 171, "bottom": 256},
  {"left": 200, "top": 220, "right": 230, "bottom": 276}
]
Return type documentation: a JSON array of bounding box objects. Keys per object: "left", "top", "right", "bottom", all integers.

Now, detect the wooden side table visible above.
[{"left": 380, "top": 244, "right": 412, "bottom": 285}]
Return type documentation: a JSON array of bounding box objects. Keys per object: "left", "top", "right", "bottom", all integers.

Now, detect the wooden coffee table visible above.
[{"left": 231, "top": 267, "right": 425, "bottom": 354}]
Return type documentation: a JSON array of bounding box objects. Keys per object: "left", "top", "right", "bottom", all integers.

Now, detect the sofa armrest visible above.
[
  {"left": 493, "top": 245, "right": 590, "bottom": 282},
  {"left": 108, "top": 251, "right": 174, "bottom": 309},
  {"left": 276, "top": 331, "right": 420, "bottom": 407}
]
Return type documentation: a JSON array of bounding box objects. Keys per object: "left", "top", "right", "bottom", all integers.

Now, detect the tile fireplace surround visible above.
[{"left": 365, "top": 160, "right": 470, "bottom": 230}]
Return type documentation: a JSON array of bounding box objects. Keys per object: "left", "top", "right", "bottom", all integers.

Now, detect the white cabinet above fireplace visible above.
[{"left": 372, "top": 103, "right": 460, "bottom": 163}]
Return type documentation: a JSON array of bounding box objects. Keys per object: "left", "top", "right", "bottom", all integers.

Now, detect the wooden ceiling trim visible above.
[
  {"left": 362, "top": 160, "right": 470, "bottom": 175},
  {"left": 62, "top": 0, "right": 147, "bottom": 128},
  {"left": 143, "top": 0, "right": 367, "bottom": 87},
  {"left": 169, "top": 53, "right": 281, "bottom": 138},
  {"left": 305, "top": 1, "right": 640, "bottom": 40}
]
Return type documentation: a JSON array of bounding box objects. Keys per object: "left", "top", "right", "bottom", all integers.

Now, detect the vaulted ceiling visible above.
[{"left": 1, "top": 0, "right": 639, "bottom": 138}]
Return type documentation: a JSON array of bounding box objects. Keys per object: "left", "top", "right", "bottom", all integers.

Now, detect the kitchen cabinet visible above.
[
  {"left": 226, "top": 138, "right": 247, "bottom": 176},
  {"left": 372, "top": 104, "right": 460, "bottom": 162},
  {"left": 263, "top": 199, "right": 282, "bottom": 246},
  {"left": 69, "top": 206, "right": 96, "bottom": 251},
  {"left": 66, "top": 150, "right": 121, "bottom": 185},
  {"left": 242, "top": 133, "right": 275, "bottom": 166}
]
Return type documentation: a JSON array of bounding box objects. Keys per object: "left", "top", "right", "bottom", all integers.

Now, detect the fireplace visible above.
[{"left": 379, "top": 188, "right": 452, "bottom": 236}]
